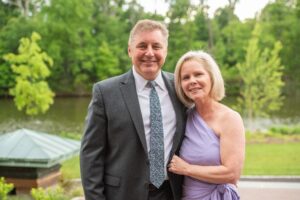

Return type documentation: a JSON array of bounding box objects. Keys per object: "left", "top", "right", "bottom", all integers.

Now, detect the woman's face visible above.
[{"left": 180, "top": 59, "right": 212, "bottom": 102}]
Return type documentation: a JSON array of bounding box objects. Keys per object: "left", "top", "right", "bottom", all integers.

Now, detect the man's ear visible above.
[{"left": 128, "top": 46, "right": 131, "bottom": 57}]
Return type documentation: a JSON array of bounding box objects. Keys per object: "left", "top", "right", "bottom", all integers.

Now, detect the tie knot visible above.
[{"left": 148, "top": 81, "right": 156, "bottom": 88}]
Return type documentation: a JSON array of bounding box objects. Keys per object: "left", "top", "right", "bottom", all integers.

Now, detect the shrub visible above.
[
  {"left": 0, "top": 177, "right": 14, "bottom": 200},
  {"left": 31, "top": 186, "right": 68, "bottom": 200},
  {"left": 269, "top": 125, "right": 300, "bottom": 135}
]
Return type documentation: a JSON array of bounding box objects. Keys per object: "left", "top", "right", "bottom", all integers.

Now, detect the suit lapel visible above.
[
  {"left": 119, "top": 70, "right": 148, "bottom": 155},
  {"left": 162, "top": 72, "right": 185, "bottom": 158},
  {"left": 119, "top": 70, "right": 185, "bottom": 159}
]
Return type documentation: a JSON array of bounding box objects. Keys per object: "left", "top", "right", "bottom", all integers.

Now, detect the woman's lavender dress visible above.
[{"left": 179, "top": 108, "right": 240, "bottom": 200}]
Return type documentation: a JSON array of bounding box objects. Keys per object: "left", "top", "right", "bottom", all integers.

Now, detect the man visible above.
[{"left": 80, "top": 19, "right": 186, "bottom": 200}]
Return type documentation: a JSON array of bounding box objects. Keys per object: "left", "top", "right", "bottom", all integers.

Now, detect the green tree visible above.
[
  {"left": 3, "top": 32, "right": 54, "bottom": 115},
  {"left": 237, "top": 24, "right": 285, "bottom": 126},
  {"left": 260, "top": 0, "right": 300, "bottom": 93},
  {"left": 35, "top": 0, "right": 94, "bottom": 92},
  {"left": 35, "top": 0, "right": 130, "bottom": 92},
  {"left": 3, "top": 0, "right": 47, "bottom": 18},
  {"left": 0, "top": 2, "right": 34, "bottom": 95},
  {"left": 96, "top": 41, "right": 120, "bottom": 80},
  {"left": 0, "top": 1, "right": 19, "bottom": 27},
  {"left": 166, "top": 0, "right": 205, "bottom": 71}
]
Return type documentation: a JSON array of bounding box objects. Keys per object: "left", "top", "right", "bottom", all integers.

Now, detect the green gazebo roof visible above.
[{"left": 0, "top": 128, "right": 80, "bottom": 168}]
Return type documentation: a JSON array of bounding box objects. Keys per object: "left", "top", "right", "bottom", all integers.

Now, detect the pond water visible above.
[
  {"left": 0, "top": 95, "right": 299, "bottom": 135},
  {"left": 0, "top": 97, "right": 90, "bottom": 134}
]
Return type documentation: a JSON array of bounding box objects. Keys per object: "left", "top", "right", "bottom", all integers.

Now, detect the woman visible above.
[{"left": 168, "top": 51, "right": 245, "bottom": 200}]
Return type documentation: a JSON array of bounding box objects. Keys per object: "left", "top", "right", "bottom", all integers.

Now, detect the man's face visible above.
[{"left": 128, "top": 30, "right": 167, "bottom": 80}]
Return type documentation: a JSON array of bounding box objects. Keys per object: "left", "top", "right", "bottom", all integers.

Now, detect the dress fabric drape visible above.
[{"left": 180, "top": 108, "right": 240, "bottom": 200}]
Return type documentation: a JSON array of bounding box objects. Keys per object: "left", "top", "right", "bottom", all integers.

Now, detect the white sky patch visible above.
[{"left": 137, "top": 0, "right": 274, "bottom": 21}]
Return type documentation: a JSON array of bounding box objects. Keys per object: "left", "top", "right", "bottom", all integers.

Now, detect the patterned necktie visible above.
[{"left": 149, "top": 81, "right": 165, "bottom": 188}]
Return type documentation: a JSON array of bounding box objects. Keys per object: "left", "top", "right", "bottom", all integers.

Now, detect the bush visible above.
[
  {"left": 31, "top": 186, "right": 68, "bottom": 200},
  {"left": 0, "top": 177, "right": 14, "bottom": 200},
  {"left": 269, "top": 125, "right": 300, "bottom": 135}
]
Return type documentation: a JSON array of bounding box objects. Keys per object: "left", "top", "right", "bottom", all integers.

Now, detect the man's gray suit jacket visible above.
[{"left": 80, "top": 69, "right": 186, "bottom": 200}]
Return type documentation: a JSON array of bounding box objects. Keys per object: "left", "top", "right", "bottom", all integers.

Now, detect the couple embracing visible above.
[{"left": 80, "top": 19, "right": 245, "bottom": 200}]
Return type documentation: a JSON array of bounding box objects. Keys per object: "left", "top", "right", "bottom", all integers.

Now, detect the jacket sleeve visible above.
[{"left": 80, "top": 83, "right": 107, "bottom": 200}]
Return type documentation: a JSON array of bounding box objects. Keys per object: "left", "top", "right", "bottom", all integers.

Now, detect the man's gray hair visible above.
[{"left": 128, "top": 19, "right": 169, "bottom": 46}]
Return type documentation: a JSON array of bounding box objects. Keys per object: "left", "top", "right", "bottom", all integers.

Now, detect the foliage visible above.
[
  {"left": 3, "top": 0, "right": 47, "bottom": 18},
  {"left": 96, "top": 41, "right": 121, "bottom": 80},
  {"left": 30, "top": 0, "right": 131, "bottom": 92},
  {"left": 220, "top": 20, "right": 252, "bottom": 68},
  {"left": 3, "top": 32, "right": 54, "bottom": 115},
  {"left": 0, "top": 17, "right": 37, "bottom": 95},
  {"left": 245, "top": 129, "right": 300, "bottom": 144},
  {"left": 166, "top": 0, "right": 205, "bottom": 72},
  {"left": 35, "top": 0, "right": 95, "bottom": 92},
  {"left": 236, "top": 23, "right": 285, "bottom": 123},
  {"left": 0, "top": 177, "right": 14, "bottom": 200},
  {"left": 269, "top": 125, "right": 300, "bottom": 135},
  {"left": 0, "top": 1, "right": 19, "bottom": 28},
  {"left": 0, "top": 63, "right": 15, "bottom": 96},
  {"left": 31, "top": 186, "right": 68, "bottom": 200},
  {"left": 0, "top": 0, "right": 299, "bottom": 96},
  {"left": 260, "top": 0, "right": 300, "bottom": 83}
]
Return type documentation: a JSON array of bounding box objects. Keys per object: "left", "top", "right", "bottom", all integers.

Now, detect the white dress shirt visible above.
[{"left": 132, "top": 67, "right": 176, "bottom": 179}]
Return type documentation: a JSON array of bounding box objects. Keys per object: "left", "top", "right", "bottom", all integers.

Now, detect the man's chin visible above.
[
  {"left": 141, "top": 65, "right": 159, "bottom": 72},
  {"left": 141, "top": 62, "right": 158, "bottom": 68},
  {"left": 140, "top": 69, "right": 160, "bottom": 80}
]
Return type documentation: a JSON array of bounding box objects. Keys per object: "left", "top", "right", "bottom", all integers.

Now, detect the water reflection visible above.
[
  {"left": 0, "top": 95, "right": 299, "bottom": 134},
  {"left": 222, "top": 96, "right": 300, "bottom": 131},
  {"left": 0, "top": 97, "right": 90, "bottom": 134}
]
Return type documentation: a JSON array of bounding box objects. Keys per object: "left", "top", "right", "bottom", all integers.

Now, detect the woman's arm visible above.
[{"left": 168, "top": 110, "right": 245, "bottom": 184}]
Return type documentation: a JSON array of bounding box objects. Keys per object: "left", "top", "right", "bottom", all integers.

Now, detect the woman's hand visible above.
[{"left": 168, "top": 155, "right": 190, "bottom": 175}]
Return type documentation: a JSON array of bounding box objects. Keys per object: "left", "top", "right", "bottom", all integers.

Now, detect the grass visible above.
[
  {"left": 61, "top": 156, "right": 80, "bottom": 180},
  {"left": 8, "top": 195, "right": 32, "bottom": 200},
  {"left": 243, "top": 142, "right": 300, "bottom": 175},
  {"left": 61, "top": 143, "right": 300, "bottom": 178},
  {"left": 60, "top": 128, "right": 300, "bottom": 179}
]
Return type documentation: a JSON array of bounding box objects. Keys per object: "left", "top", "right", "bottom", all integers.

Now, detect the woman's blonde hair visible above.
[{"left": 174, "top": 50, "right": 225, "bottom": 107}]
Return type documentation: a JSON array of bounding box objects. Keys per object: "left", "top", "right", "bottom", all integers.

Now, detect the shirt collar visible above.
[{"left": 132, "top": 66, "right": 165, "bottom": 92}]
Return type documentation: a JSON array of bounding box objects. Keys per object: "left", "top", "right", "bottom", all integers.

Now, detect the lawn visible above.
[
  {"left": 61, "top": 155, "right": 81, "bottom": 180},
  {"left": 243, "top": 142, "right": 300, "bottom": 175},
  {"left": 61, "top": 130, "right": 300, "bottom": 177},
  {"left": 61, "top": 140, "right": 300, "bottom": 178}
]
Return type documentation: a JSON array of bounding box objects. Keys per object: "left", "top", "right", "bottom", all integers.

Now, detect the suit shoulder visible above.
[
  {"left": 94, "top": 72, "right": 128, "bottom": 89},
  {"left": 162, "top": 71, "right": 174, "bottom": 80}
]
